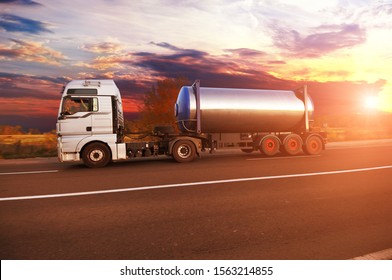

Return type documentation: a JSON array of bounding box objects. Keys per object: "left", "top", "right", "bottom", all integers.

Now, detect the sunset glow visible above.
[
  {"left": 364, "top": 96, "right": 379, "bottom": 110},
  {"left": 1, "top": 0, "right": 392, "bottom": 131},
  {"left": 379, "top": 84, "right": 392, "bottom": 113}
]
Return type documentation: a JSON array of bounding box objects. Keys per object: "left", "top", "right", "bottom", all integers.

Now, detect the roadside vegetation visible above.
[
  {"left": 0, "top": 126, "right": 57, "bottom": 159},
  {"left": 314, "top": 113, "right": 392, "bottom": 141}
]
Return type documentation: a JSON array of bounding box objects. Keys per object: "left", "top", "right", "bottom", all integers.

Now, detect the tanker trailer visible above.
[{"left": 175, "top": 80, "right": 326, "bottom": 156}]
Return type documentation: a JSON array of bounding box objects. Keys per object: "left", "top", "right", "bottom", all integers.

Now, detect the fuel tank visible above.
[{"left": 175, "top": 86, "right": 314, "bottom": 133}]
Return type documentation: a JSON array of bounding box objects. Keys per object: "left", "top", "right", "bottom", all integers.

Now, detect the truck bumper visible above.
[
  {"left": 57, "top": 136, "right": 80, "bottom": 162},
  {"left": 59, "top": 152, "right": 80, "bottom": 162}
]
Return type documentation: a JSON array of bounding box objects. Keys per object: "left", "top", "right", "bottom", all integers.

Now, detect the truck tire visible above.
[
  {"left": 172, "top": 140, "right": 196, "bottom": 163},
  {"left": 304, "top": 135, "right": 323, "bottom": 155},
  {"left": 260, "top": 135, "right": 280, "bottom": 156},
  {"left": 241, "top": 148, "right": 254, "bottom": 153},
  {"left": 82, "top": 142, "right": 111, "bottom": 168},
  {"left": 283, "top": 134, "right": 302, "bottom": 155}
]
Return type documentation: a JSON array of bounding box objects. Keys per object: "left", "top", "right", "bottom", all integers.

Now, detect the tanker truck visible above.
[{"left": 56, "top": 79, "right": 326, "bottom": 168}]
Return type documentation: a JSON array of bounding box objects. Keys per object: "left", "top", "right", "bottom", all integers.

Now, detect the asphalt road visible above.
[{"left": 1, "top": 140, "right": 392, "bottom": 260}]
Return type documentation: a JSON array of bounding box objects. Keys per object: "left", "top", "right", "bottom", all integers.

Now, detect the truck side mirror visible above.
[{"left": 58, "top": 113, "right": 66, "bottom": 120}]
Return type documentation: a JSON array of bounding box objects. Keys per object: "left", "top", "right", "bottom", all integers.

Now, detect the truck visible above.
[{"left": 56, "top": 79, "right": 326, "bottom": 168}]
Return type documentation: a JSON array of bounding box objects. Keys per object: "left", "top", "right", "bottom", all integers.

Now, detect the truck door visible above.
[
  {"left": 57, "top": 96, "right": 98, "bottom": 136},
  {"left": 90, "top": 96, "right": 113, "bottom": 134}
]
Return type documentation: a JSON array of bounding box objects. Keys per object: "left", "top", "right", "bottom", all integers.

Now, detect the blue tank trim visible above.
[{"left": 176, "top": 86, "right": 191, "bottom": 132}]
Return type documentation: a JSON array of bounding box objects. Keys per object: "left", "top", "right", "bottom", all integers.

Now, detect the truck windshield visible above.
[{"left": 61, "top": 96, "right": 98, "bottom": 115}]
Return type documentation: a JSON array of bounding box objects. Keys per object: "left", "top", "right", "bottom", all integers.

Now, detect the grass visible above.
[
  {"left": 326, "top": 127, "right": 392, "bottom": 142},
  {"left": 0, "top": 134, "right": 57, "bottom": 159}
]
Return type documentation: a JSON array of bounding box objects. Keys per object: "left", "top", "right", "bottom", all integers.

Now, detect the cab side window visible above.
[{"left": 62, "top": 97, "right": 98, "bottom": 115}]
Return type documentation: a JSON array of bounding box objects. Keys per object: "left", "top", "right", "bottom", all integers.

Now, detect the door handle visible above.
[{"left": 86, "top": 126, "right": 92, "bottom": 131}]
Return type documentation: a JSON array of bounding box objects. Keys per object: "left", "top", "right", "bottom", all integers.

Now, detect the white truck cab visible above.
[{"left": 57, "top": 80, "right": 127, "bottom": 167}]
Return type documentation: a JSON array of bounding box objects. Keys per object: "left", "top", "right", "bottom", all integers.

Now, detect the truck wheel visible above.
[
  {"left": 260, "top": 135, "right": 280, "bottom": 156},
  {"left": 283, "top": 134, "right": 302, "bottom": 155},
  {"left": 304, "top": 135, "right": 323, "bottom": 155},
  {"left": 241, "top": 148, "right": 254, "bottom": 153},
  {"left": 82, "top": 143, "right": 111, "bottom": 168},
  {"left": 172, "top": 140, "right": 195, "bottom": 163}
]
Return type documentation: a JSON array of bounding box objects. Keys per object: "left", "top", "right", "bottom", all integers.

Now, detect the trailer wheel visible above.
[
  {"left": 260, "top": 135, "right": 280, "bottom": 156},
  {"left": 283, "top": 134, "right": 302, "bottom": 155},
  {"left": 304, "top": 135, "right": 323, "bottom": 155},
  {"left": 172, "top": 140, "right": 196, "bottom": 163},
  {"left": 82, "top": 143, "right": 111, "bottom": 168}
]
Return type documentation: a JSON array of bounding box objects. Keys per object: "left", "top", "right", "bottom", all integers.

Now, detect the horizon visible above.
[{"left": 1, "top": 0, "right": 392, "bottom": 132}]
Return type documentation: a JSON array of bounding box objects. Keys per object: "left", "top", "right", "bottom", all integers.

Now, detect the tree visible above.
[
  {"left": 0, "top": 125, "right": 24, "bottom": 135},
  {"left": 132, "top": 77, "right": 189, "bottom": 132}
]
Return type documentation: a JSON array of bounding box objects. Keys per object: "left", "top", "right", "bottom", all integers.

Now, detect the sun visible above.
[{"left": 364, "top": 96, "right": 379, "bottom": 110}]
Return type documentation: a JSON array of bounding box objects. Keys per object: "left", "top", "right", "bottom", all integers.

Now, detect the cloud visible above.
[
  {"left": 131, "top": 42, "right": 288, "bottom": 90},
  {"left": 150, "top": 42, "right": 182, "bottom": 51},
  {"left": 271, "top": 23, "right": 366, "bottom": 57},
  {"left": 114, "top": 42, "right": 384, "bottom": 118},
  {"left": 267, "top": 60, "right": 286, "bottom": 65},
  {"left": 0, "top": 72, "right": 69, "bottom": 99},
  {"left": 76, "top": 41, "right": 293, "bottom": 92},
  {"left": 3, "top": 39, "right": 379, "bottom": 120},
  {"left": 81, "top": 41, "right": 124, "bottom": 54},
  {"left": 0, "top": 39, "right": 66, "bottom": 65},
  {"left": 0, "top": 72, "right": 67, "bottom": 130},
  {"left": 224, "top": 48, "right": 267, "bottom": 58},
  {"left": 0, "top": 0, "right": 42, "bottom": 6},
  {"left": 0, "top": 13, "right": 51, "bottom": 34},
  {"left": 0, "top": 40, "right": 385, "bottom": 131},
  {"left": 79, "top": 42, "right": 210, "bottom": 71},
  {"left": 150, "top": 41, "right": 208, "bottom": 60},
  {"left": 334, "top": 2, "right": 392, "bottom": 29},
  {"left": 371, "top": 3, "right": 392, "bottom": 17},
  {"left": 74, "top": 41, "right": 291, "bottom": 106},
  {"left": 76, "top": 54, "right": 131, "bottom": 70}
]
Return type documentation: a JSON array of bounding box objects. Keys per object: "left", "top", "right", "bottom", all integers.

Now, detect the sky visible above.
[{"left": 1, "top": 0, "right": 392, "bottom": 131}]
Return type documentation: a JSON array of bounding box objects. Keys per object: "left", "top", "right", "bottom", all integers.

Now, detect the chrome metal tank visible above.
[{"left": 175, "top": 86, "right": 314, "bottom": 133}]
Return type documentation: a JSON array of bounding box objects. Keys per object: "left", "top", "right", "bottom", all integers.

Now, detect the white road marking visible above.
[
  {"left": 0, "top": 165, "right": 391, "bottom": 201},
  {"left": 351, "top": 248, "right": 392, "bottom": 260},
  {"left": 0, "top": 170, "right": 59, "bottom": 176},
  {"left": 246, "top": 155, "right": 320, "bottom": 160}
]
